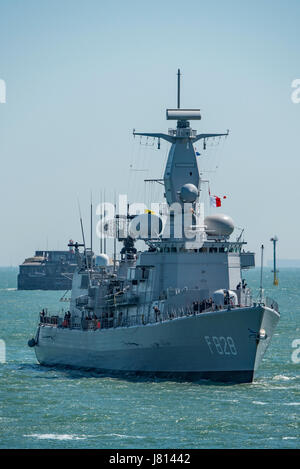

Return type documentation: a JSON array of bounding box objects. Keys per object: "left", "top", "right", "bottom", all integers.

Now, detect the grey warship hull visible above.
[{"left": 34, "top": 305, "right": 279, "bottom": 383}]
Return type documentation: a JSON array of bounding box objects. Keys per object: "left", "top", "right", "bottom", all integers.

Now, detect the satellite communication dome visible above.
[
  {"left": 180, "top": 183, "right": 198, "bottom": 203},
  {"left": 213, "top": 289, "right": 238, "bottom": 306},
  {"left": 95, "top": 253, "right": 110, "bottom": 267},
  {"left": 204, "top": 214, "right": 234, "bottom": 238},
  {"left": 129, "top": 213, "right": 163, "bottom": 240}
]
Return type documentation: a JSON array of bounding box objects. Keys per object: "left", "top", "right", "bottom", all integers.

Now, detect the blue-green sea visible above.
[{"left": 0, "top": 267, "right": 299, "bottom": 449}]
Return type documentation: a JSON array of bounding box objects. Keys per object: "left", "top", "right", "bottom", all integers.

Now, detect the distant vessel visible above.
[
  {"left": 18, "top": 243, "right": 77, "bottom": 290},
  {"left": 29, "top": 71, "right": 280, "bottom": 383}
]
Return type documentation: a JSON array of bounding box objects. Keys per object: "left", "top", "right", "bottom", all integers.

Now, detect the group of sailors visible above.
[
  {"left": 62, "top": 311, "right": 71, "bottom": 327},
  {"left": 40, "top": 287, "right": 242, "bottom": 330},
  {"left": 39, "top": 309, "right": 54, "bottom": 324},
  {"left": 39, "top": 309, "right": 71, "bottom": 327},
  {"left": 83, "top": 313, "right": 101, "bottom": 329},
  {"left": 192, "top": 298, "right": 214, "bottom": 314},
  {"left": 236, "top": 279, "right": 247, "bottom": 290}
]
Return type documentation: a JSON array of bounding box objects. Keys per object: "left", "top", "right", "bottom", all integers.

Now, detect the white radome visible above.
[
  {"left": 129, "top": 213, "right": 163, "bottom": 240},
  {"left": 180, "top": 183, "right": 198, "bottom": 203},
  {"left": 95, "top": 253, "right": 110, "bottom": 267},
  {"left": 204, "top": 214, "right": 234, "bottom": 237}
]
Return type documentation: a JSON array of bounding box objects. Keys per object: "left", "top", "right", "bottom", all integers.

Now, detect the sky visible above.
[{"left": 0, "top": 0, "right": 299, "bottom": 265}]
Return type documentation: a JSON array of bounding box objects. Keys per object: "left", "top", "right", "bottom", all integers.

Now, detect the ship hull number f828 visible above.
[{"left": 204, "top": 336, "right": 237, "bottom": 355}]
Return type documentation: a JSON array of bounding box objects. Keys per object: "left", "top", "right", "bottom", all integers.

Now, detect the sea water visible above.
[{"left": 0, "top": 267, "right": 299, "bottom": 449}]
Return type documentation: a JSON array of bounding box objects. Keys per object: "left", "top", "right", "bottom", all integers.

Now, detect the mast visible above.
[
  {"left": 270, "top": 236, "right": 279, "bottom": 285},
  {"left": 259, "top": 244, "right": 264, "bottom": 302},
  {"left": 177, "top": 69, "right": 181, "bottom": 109},
  {"left": 103, "top": 189, "right": 107, "bottom": 254},
  {"left": 132, "top": 69, "right": 229, "bottom": 240},
  {"left": 113, "top": 191, "right": 117, "bottom": 271},
  {"left": 99, "top": 191, "right": 103, "bottom": 253},
  {"left": 90, "top": 193, "right": 93, "bottom": 254}
]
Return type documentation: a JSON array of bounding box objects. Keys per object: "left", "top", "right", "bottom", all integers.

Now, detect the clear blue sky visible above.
[{"left": 0, "top": 0, "right": 299, "bottom": 265}]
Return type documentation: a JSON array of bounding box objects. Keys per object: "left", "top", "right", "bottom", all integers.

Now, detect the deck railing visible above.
[
  {"left": 38, "top": 290, "right": 279, "bottom": 331},
  {"left": 38, "top": 296, "right": 260, "bottom": 331}
]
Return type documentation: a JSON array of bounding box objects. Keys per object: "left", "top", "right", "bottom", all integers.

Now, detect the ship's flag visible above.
[
  {"left": 208, "top": 186, "right": 226, "bottom": 208},
  {"left": 210, "top": 195, "right": 222, "bottom": 207}
]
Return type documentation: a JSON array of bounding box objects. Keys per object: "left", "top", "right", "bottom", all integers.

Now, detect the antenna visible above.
[
  {"left": 103, "top": 189, "right": 107, "bottom": 255},
  {"left": 259, "top": 244, "right": 264, "bottom": 302},
  {"left": 177, "top": 69, "right": 181, "bottom": 109},
  {"left": 77, "top": 200, "right": 86, "bottom": 247},
  {"left": 77, "top": 199, "right": 91, "bottom": 284},
  {"left": 99, "top": 191, "right": 103, "bottom": 253},
  {"left": 90, "top": 193, "right": 93, "bottom": 253},
  {"left": 113, "top": 191, "right": 117, "bottom": 272}
]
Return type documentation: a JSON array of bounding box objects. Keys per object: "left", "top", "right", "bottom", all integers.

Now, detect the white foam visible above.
[
  {"left": 24, "top": 433, "right": 86, "bottom": 441},
  {"left": 273, "top": 375, "right": 294, "bottom": 381},
  {"left": 105, "top": 433, "right": 145, "bottom": 439}
]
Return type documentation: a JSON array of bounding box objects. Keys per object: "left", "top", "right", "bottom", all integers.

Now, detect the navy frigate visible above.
[{"left": 28, "top": 71, "right": 280, "bottom": 383}]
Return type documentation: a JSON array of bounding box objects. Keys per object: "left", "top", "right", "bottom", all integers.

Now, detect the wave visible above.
[{"left": 24, "top": 434, "right": 87, "bottom": 441}]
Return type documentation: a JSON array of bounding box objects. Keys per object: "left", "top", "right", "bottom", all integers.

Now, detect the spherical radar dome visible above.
[
  {"left": 204, "top": 214, "right": 234, "bottom": 237},
  {"left": 180, "top": 183, "right": 198, "bottom": 203},
  {"left": 95, "top": 253, "right": 110, "bottom": 267},
  {"left": 129, "top": 213, "right": 163, "bottom": 240}
]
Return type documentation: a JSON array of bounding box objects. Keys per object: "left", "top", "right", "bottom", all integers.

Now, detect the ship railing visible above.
[
  {"left": 37, "top": 295, "right": 261, "bottom": 332},
  {"left": 265, "top": 297, "right": 279, "bottom": 313},
  {"left": 234, "top": 288, "right": 253, "bottom": 307},
  {"left": 39, "top": 315, "right": 62, "bottom": 327},
  {"left": 38, "top": 312, "right": 73, "bottom": 328},
  {"left": 89, "top": 303, "right": 217, "bottom": 330}
]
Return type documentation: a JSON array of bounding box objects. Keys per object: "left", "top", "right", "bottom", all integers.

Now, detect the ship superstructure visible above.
[{"left": 28, "top": 71, "right": 280, "bottom": 383}]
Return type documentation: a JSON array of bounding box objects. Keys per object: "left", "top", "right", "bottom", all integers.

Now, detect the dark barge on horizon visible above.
[{"left": 17, "top": 244, "right": 77, "bottom": 290}]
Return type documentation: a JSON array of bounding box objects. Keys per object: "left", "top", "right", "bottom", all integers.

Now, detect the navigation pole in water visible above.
[{"left": 270, "top": 236, "right": 279, "bottom": 286}]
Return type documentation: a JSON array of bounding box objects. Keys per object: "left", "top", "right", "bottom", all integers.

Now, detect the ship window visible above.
[
  {"left": 171, "top": 247, "right": 177, "bottom": 252},
  {"left": 80, "top": 275, "right": 89, "bottom": 289},
  {"left": 219, "top": 247, "right": 225, "bottom": 253}
]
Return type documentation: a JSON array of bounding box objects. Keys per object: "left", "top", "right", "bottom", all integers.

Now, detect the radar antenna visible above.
[{"left": 177, "top": 68, "right": 181, "bottom": 109}]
